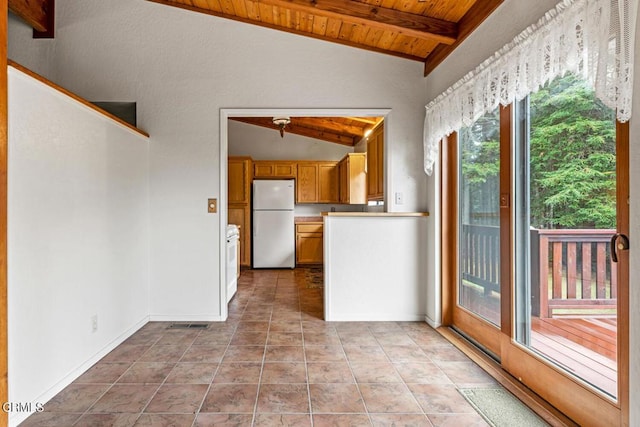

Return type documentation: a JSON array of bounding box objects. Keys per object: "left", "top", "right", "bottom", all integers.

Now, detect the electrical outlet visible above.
[
  {"left": 91, "top": 315, "right": 98, "bottom": 333},
  {"left": 395, "top": 192, "right": 404, "bottom": 205}
]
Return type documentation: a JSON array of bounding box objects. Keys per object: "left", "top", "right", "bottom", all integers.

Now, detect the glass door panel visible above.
[
  {"left": 458, "top": 109, "right": 501, "bottom": 327},
  {"left": 514, "top": 73, "right": 619, "bottom": 398}
]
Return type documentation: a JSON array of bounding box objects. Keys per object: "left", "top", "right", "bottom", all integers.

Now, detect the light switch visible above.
[{"left": 208, "top": 198, "right": 217, "bottom": 213}]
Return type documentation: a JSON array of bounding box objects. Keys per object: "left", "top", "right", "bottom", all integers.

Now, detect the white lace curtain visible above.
[{"left": 423, "top": 0, "right": 638, "bottom": 176}]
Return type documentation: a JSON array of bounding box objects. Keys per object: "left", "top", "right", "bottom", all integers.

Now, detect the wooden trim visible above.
[
  {"left": 440, "top": 134, "right": 455, "bottom": 326},
  {"left": 32, "top": 0, "right": 54, "bottom": 38},
  {"left": 502, "top": 337, "right": 620, "bottom": 426},
  {"left": 8, "top": 0, "right": 49, "bottom": 33},
  {"left": 146, "top": 0, "right": 425, "bottom": 62},
  {"left": 499, "top": 104, "right": 512, "bottom": 335},
  {"left": 0, "top": 1, "right": 8, "bottom": 425},
  {"left": 7, "top": 61, "right": 149, "bottom": 138},
  {"left": 615, "top": 120, "right": 630, "bottom": 426},
  {"left": 423, "top": 0, "right": 505, "bottom": 76},
  {"left": 438, "top": 328, "right": 578, "bottom": 427}
]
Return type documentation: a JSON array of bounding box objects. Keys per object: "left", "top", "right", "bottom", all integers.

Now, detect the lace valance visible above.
[{"left": 423, "top": 0, "right": 638, "bottom": 175}]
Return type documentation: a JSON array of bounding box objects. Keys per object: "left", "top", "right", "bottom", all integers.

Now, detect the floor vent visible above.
[{"left": 168, "top": 323, "right": 210, "bottom": 329}]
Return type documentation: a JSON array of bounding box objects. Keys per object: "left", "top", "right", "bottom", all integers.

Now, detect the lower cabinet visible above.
[{"left": 295, "top": 223, "right": 323, "bottom": 265}]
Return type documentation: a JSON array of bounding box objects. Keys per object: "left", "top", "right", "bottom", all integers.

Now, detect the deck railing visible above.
[
  {"left": 460, "top": 224, "right": 500, "bottom": 295},
  {"left": 533, "top": 229, "right": 616, "bottom": 318},
  {"left": 461, "top": 225, "right": 616, "bottom": 318}
]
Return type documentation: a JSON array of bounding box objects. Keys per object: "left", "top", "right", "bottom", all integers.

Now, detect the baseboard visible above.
[
  {"left": 148, "top": 314, "right": 226, "bottom": 322},
  {"left": 425, "top": 315, "right": 441, "bottom": 329},
  {"left": 9, "top": 316, "right": 150, "bottom": 427},
  {"left": 323, "top": 313, "right": 425, "bottom": 322}
]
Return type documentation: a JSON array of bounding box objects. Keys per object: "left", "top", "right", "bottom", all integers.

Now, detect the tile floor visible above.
[{"left": 21, "top": 268, "right": 500, "bottom": 426}]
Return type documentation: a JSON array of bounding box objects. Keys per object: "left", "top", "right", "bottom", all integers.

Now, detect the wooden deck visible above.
[
  {"left": 460, "top": 286, "right": 618, "bottom": 397},
  {"left": 530, "top": 316, "right": 617, "bottom": 397}
]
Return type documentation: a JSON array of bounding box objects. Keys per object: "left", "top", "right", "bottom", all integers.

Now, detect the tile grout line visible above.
[
  {"left": 71, "top": 332, "right": 166, "bottom": 426},
  {"left": 192, "top": 289, "right": 244, "bottom": 427}
]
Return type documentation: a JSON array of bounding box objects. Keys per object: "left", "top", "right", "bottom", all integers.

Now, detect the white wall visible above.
[
  {"left": 8, "top": 0, "right": 428, "bottom": 320},
  {"left": 324, "top": 216, "right": 429, "bottom": 321},
  {"left": 424, "top": 0, "right": 639, "bottom": 421},
  {"left": 8, "top": 68, "right": 149, "bottom": 425}
]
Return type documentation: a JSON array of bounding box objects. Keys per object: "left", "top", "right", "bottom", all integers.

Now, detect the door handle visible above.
[{"left": 610, "top": 233, "right": 630, "bottom": 263}]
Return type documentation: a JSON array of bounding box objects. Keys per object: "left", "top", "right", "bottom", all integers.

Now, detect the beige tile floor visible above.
[{"left": 21, "top": 268, "right": 499, "bottom": 426}]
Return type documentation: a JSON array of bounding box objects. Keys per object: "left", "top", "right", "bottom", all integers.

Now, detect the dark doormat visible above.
[{"left": 459, "top": 388, "right": 549, "bottom": 427}]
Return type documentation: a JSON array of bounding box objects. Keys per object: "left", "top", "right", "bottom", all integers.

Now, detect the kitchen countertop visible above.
[{"left": 294, "top": 216, "right": 323, "bottom": 223}]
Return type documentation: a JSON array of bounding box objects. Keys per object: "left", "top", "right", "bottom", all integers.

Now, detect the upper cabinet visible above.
[
  {"left": 254, "top": 161, "right": 297, "bottom": 178},
  {"left": 297, "top": 161, "right": 339, "bottom": 204},
  {"left": 367, "top": 123, "right": 384, "bottom": 201},
  {"left": 249, "top": 157, "right": 364, "bottom": 205},
  {"left": 228, "top": 156, "right": 252, "bottom": 204},
  {"left": 296, "top": 162, "right": 318, "bottom": 203},
  {"left": 338, "top": 153, "right": 367, "bottom": 204},
  {"left": 318, "top": 162, "right": 339, "bottom": 203}
]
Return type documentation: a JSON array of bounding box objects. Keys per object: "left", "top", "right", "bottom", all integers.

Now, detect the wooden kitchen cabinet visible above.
[
  {"left": 318, "top": 162, "right": 339, "bottom": 203},
  {"left": 228, "top": 157, "right": 252, "bottom": 204},
  {"left": 228, "top": 156, "right": 252, "bottom": 267},
  {"left": 253, "top": 161, "right": 297, "bottom": 178},
  {"left": 338, "top": 153, "right": 367, "bottom": 204},
  {"left": 296, "top": 162, "right": 318, "bottom": 203},
  {"left": 297, "top": 161, "right": 339, "bottom": 204},
  {"left": 367, "top": 123, "right": 384, "bottom": 201},
  {"left": 296, "top": 223, "right": 323, "bottom": 265}
]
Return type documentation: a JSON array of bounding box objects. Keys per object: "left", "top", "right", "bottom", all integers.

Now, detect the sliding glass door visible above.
[
  {"left": 449, "top": 108, "right": 504, "bottom": 357},
  {"left": 444, "top": 73, "right": 629, "bottom": 425},
  {"left": 514, "top": 74, "right": 623, "bottom": 398}
]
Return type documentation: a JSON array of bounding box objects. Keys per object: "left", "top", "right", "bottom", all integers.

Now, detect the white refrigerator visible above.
[{"left": 252, "top": 179, "right": 295, "bottom": 268}]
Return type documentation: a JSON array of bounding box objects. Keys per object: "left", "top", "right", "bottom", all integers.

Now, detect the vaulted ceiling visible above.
[
  {"left": 8, "top": 0, "right": 503, "bottom": 144},
  {"left": 147, "top": 0, "right": 504, "bottom": 76},
  {"left": 231, "top": 116, "right": 383, "bottom": 146},
  {"left": 9, "top": 0, "right": 504, "bottom": 75}
]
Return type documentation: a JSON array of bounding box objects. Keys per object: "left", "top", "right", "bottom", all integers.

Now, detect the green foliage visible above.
[
  {"left": 459, "top": 111, "right": 501, "bottom": 225},
  {"left": 458, "top": 73, "right": 616, "bottom": 230},
  {"left": 529, "top": 74, "right": 616, "bottom": 229}
]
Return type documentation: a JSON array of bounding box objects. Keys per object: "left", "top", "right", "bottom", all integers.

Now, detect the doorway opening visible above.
[{"left": 219, "top": 109, "right": 390, "bottom": 320}]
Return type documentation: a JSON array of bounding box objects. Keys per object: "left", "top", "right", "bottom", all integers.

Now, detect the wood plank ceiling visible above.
[
  {"left": 147, "top": 0, "right": 504, "bottom": 76},
  {"left": 231, "top": 116, "right": 382, "bottom": 146}
]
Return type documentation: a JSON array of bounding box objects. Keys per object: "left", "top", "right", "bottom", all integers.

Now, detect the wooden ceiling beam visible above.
[
  {"left": 255, "top": 0, "right": 458, "bottom": 44},
  {"left": 146, "top": 0, "right": 425, "bottom": 62},
  {"left": 423, "top": 0, "right": 504, "bottom": 76},
  {"left": 231, "top": 117, "right": 357, "bottom": 146},
  {"left": 9, "top": 0, "right": 52, "bottom": 33},
  {"left": 286, "top": 123, "right": 356, "bottom": 146},
  {"left": 295, "top": 117, "right": 365, "bottom": 138},
  {"left": 346, "top": 116, "right": 380, "bottom": 125}
]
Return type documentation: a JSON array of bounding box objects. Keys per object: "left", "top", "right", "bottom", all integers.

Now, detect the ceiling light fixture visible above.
[{"left": 272, "top": 117, "right": 291, "bottom": 138}]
